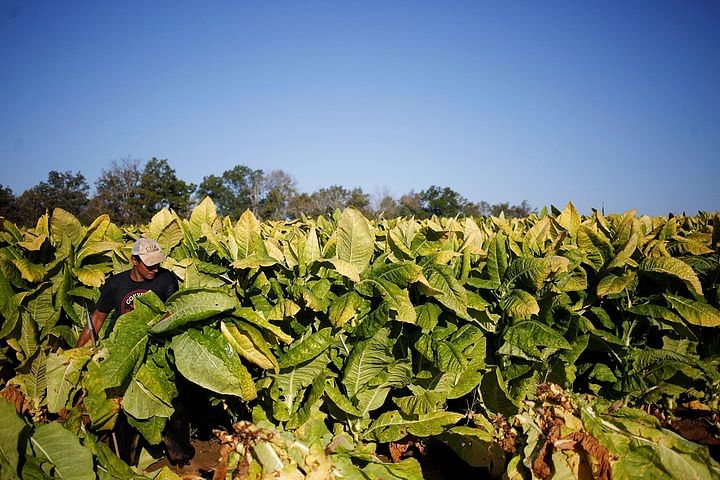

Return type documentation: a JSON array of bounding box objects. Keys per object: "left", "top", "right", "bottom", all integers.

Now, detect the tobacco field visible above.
[{"left": 0, "top": 199, "right": 719, "bottom": 479}]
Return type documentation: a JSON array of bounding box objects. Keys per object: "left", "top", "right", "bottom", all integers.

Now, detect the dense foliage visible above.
[{"left": 0, "top": 201, "right": 719, "bottom": 479}]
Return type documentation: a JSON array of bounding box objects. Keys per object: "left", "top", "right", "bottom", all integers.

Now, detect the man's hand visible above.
[{"left": 76, "top": 310, "right": 108, "bottom": 347}]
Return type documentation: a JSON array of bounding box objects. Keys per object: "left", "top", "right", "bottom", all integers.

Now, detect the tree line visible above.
[{"left": 0, "top": 157, "right": 535, "bottom": 226}]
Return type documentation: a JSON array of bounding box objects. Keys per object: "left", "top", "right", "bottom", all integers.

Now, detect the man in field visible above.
[
  {"left": 76, "top": 238, "right": 192, "bottom": 465},
  {"left": 76, "top": 237, "right": 178, "bottom": 347}
]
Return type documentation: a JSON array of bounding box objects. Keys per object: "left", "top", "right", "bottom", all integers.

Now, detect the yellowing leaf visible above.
[
  {"left": 641, "top": 257, "right": 703, "bottom": 297},
  {"left": 11, "top": 258, "right": 47, "bottom": 282},
  {"left": 556, "top": 202, "right": 581, "bottom": 238},
  {"left": 336, "top": 208, "right": 374, "bottom": 274},
  {"left": 665, "top": 294, "right": 720, "bottom": 327},
  {"left": 73, "top": 264, "right": 109, "bottom": 288}
]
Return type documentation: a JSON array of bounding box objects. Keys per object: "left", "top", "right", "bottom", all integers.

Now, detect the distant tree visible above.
[
  {"left": 346, "top": 188, "right": 373, "bottom": 217},
  {"left": 310, "top": 185, "right": 352, "bottom": 217},
  {"left": 286, "top": 193, "right": 316, "bottom": 219},
  {"left": 258, "top": 169, "right": 297, "bottom": 220},
  {"left": 284, "top": 185, "right": 370, "bottom": 219},
  {"left": 419, "top": 185, "right": 468, "bottom": 217},
  {"left": 86, "top": 158, "right": 143, "bottom": 224},
  {"left": 491, "top": 200, "right": 535, "bottom": 218},
  {"left": 197, "top": 165, "right": 263, "bottom": 219},
  {"left": 397, "top": 190, "right": 425, "bottom": 218},
  {"left": 370, "top": 187, "right": 399, "bottom": 218},
  {"left": 374, "top": 194, "right": 399, "bottom": 218},
  {"left": 135, "top": 158, "right": 195, "bottom": 221},
  {"left": 14, "top": 171, "right": 89, "bottom": 225},
  {"left": 0, "top": 184, "right": 18, "bottom": 222}
]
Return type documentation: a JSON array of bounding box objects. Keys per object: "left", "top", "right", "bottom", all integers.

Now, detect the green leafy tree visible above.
[
  {"left": 135, "top": 158, "right": 195, "bottom": 221},
  {"left": 374, "top": 194, "right": 400, "bottom": 218},
  {"left": 86, "top": 159, "right": 143, "bottom": 225},
  {"left": 419, "top": 185, "right": 469, "bottom": 217},
  {"left": 397, "top": 190, "right": 425, "bottom": 218},
  {"left": 491, "top": 200, "right": 535, "bottom": 218},
  {"left": 286, "top": 192, "right": 316, "bottom": 219},
  {"left": 0, "top": 184, "right": 18, "bottom": 222},
  {"left": 346, "top": 188, "right": 372, "bottom": 218},
  {"left": 197, "top": 165, "right": 263, "bottom": 219},
  {"left": 258, "top": 169, "right": 297, "bottom": 220},
  {"left": 14, "top": 171, "right": 89, "bottom": 226},
  {"left": 310, "top": 185, "right": 350, "bottom": 216}
]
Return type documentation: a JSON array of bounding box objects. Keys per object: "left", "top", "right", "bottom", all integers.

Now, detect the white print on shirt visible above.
[{"left": 120, "top": 289, "right": 148, "bottom": 314}]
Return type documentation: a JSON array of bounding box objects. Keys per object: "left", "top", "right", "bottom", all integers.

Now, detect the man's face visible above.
[{"left": 132, "top": 256, "right": 160, "bottom": 281}]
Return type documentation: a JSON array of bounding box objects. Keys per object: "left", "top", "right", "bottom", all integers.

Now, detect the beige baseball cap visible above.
[{"left": 131, "top": 238, "right": 166, "bottom": 266}]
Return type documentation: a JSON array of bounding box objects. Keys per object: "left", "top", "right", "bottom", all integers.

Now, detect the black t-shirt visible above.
[{"left": 95, "top": 269, "right": 178, "bottom": 315}]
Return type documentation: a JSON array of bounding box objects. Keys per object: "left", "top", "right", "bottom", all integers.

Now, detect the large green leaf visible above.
[
  {"left": 577, "top": 225, "right": 614, "bottom": 271},
  {"left": 421, "top": 264, "right": 469, "bottom": 319},
  {"left": 480, "top": 367, "right": 518, "bottom": 416},
  {"left": 415, "top": 302, "right": 442, "bottom": 331},
  {"left": 324, "top": 258, "right": 361, "bottom": 283},
  {"left": 14, "top": 350, "right": 47, "bottom": 411},
  {"left": 394, "top": 386, "right": 448, "bottom": 415},
  {"left": 556, "top": 202, "right": 581, "bottom": 238},
  {"left": 328, "top": 292, "right": 363, "bottom": 328},
  {"left": 522, "top": 217, "right": 552, "bottom": 255},
  {"left": 234, "top": 210, "right": 267, "bottom": 259},
  {"left": 72, "top": 264, "right": 108, "bottom": 288},
  {"left": 597, "top": 271, "right": 637, "bottom": 297},
  {"left": 342, "top": 329, "right": 392, "bottom": 398},
  {"left": 486, "top": 232, "right": 508, "bottom": 288},
  {"left": 367, "top": 261, "right": 423, "bottom": 287},
  {"left": 82, "top": 361, "right": 119, "bottom": 430},
  {"left": 24, "top": 283, "right": 54, "bottom": 331},
  {"left": 272, "top": 352, "right": 329, "bottom": 421},
  {"left": 325, "top": 382, "right": 362, "bottom": 417},
  {"left": 45, "top": 350, "right": 90, "bottom": 413},
  {"left": 30, "top": 422, "right": 94, "bottom": 480},
  {"left": 145, "top": 210, "right": 183, "bottom": 253},
  {"left": 99, "top": 316, "right": 149, "bottom": 389},
  {"left": 336, "top": 208, "right": 374, "bottom": 274},
  {"left": 664, "top": 294, "right": 720, "bottom": 327},
  {"left": 279, "top": 328, "right": 333, "bottom": 369},
  {"left": 122, "top": 360, "right": 176, "bottom": 420},
  {"left": 126, "top": 415, "right": 166, "bottom": 446},
  {"left": 500, "top": 289, "right": 540, "bottom": 318},
  {"left": 641, "top": 257, "right": 704, "bottom": 297},
  {"left": 189, "top": 196, "right": 218, "bottom": 239},
  {"left": 149, "top": 288, "right": 237, "bottom": 334},
  {"left": 221, "top": 320, "right": 278, "bottom": 371},
  {"left": 0, "top": 398, "right": 27, "bottom": 480},
  {"left": 50, "top": 208, "right": 85, "bottom": 246},
  {"left": 11, "top": 258, "right": 47, "bottom": 283},
  {"left": 503, "top": 257, "right": 551, "bottom": 291},
  {"left": 122, "top": 377, "right": 174, "bottom": 420},
  {"left": 232, "top": 307, "right": 293, "bottom": 344},
  {"left": 286, "top": 369, "right": 328, "bottom": 429},
  {"left": 357, "top": 278, "right": 416, "bottom": 323},
  {"left": 499, "top": 320, "right": 571, "bottom": 361},
  {"left": 364, "top": 410, "right": 464, "bottom": 443},
  {"left": 75, "top": 240, "right": 115, "bottom": 266},
  {"left": 172, "top": 329, "right": 256, "bottom": 400},
  {"left": 0, "top": 271, "right": 18, "bottom": 339}
]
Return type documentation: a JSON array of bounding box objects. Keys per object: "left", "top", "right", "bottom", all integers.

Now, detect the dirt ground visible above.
[
  {"left": 146, "top": 437, "right": 489, "bottom": 480},
  {"left": 143, "top": 409, "right": 720, "bottom": 480}
]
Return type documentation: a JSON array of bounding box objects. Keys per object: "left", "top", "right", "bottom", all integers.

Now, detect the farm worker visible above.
[
  {"left": 76, "top": 237, "right": 178, "bottom": 347},
  {"left": 75, "top": 238, "right": 192, "bottom": 465}
]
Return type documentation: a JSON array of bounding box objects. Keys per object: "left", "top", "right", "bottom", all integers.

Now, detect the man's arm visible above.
[{"left": 76, "top": 310, "right": 108, "bottom": 347}]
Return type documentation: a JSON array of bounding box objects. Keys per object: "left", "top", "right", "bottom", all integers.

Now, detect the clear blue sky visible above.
[{"left": 1, "top": 1, "right": 718, "bottom": 216}]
